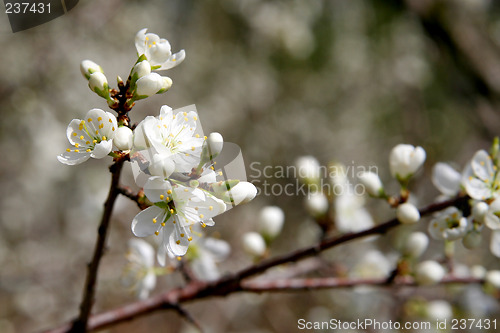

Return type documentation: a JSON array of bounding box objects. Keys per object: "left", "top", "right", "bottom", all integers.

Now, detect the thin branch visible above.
[
  {"left": 117, "top": 185, "right": 149, "bottom": 210},
  {"left": 68, "top": 158, "right": 126, "bottom": 332},
  {"left": 239, "top": 275, "right": 484, "bottom": 292},
  {"left": 43, "top": 195, "right": 467, "bottom": 332},
  {"left": 173, "top": 304, "right": 204, "bottom": 333}
]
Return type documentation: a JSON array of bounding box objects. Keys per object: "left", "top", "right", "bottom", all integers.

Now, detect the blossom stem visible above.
[{"left": 69, "top": 158, "right": 126, "bottom": 332}]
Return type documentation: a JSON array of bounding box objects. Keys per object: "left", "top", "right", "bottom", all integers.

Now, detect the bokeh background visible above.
[{"left": 1, "top": 0, "right": 500, "bottom": 332}]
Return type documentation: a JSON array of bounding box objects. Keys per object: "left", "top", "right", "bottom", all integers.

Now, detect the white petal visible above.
[
  {"left": 131, "top": 206, "right": 165, "bottom": 237},
  {"left": 91, "top": 140, "right": 113, "bottom": 159},
  {"left": 490, "top": 230, "right": 500, "bottom": 257},
  {"left": 135, "top": 28, "right": 148, "bottom": 55},
  {"left": 471, "top": 150, "right": 494, "bottom": 182},
  {"left": 464, "top": 177, "right": 491, "bottom": 200},
  {"left": 57, "top": 151, "right": 91, "bottom": 165},
  {"left": 432, "top": 163, "right": 461, "bottom": 196},
  {"left": 166, "top": 224, "right": 189, "bottom": 256},
  {"left": 159, "top": 50, "right": 186, "bottom": 70},
  {"left": 144, "top": 177, "right": 173, "bottom": 203},
  {"left": 202, "top": 237, "right": 231, "bottom": 261}
]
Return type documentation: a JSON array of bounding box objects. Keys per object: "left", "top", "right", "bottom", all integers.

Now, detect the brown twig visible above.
[
  {"left": 239, "top": 275, "right": 484, "bottom": 292},
  {"left": 68, "top": 158, "right": 126, "bottom": 332},
  {"left": 43, "top": 195, "right": 468, "bottom": 332}
]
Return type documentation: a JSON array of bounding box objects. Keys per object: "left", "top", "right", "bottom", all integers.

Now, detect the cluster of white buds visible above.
[{"left": 242, "top": 205, "right": 285, "bottom": 258}]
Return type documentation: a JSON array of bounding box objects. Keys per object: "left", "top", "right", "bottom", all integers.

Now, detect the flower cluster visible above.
[{"left": 58, "top": 29, "right": 256, "bottom": 262}]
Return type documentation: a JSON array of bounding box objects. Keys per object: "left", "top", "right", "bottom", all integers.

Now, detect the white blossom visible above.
[
  {"left": 121, "top": 239, "right": 156, "bottom": 299},
  {"left": 428, "top": 207, "right": 468, "bottom": 241},
  {"left": 135, "top": 28, "right": 186, "bottom": 70},
  {"left": 389, "top": 144, "right": 426, "bottom": 182},
  {"left": 484, "top": 198, "right": 500, "bottom": 230},
  {"left": 58, "top": 109, "right": 117, "bottom": 165},
  {"left": 131, "top": 177, "right": 226, "bottom": 257},
  {"left": 133, "top": 105, "right": 204, "bottom": 174},
  {"left": 426, "top": 300, "right": 453, "bottom": 321},
  {"left": 462, "top": 150, "right": 500, "bottom": 201},
  {"left": 136, "top": 73, "right": 170, "bottom": 97}
]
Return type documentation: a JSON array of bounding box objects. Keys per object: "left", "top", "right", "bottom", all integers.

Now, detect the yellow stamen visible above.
[
  {"left": 195, "top": 134, "right": 200, "bottom": 138},
  {"left": 80, "top": 135, "right": 84, "bottom": 140},
  {"left": 188, "top": 237, "right": 193, "bottom": 241},
  {"left": 170, "top": 209, "right": 174, "bottom": 214},
  {"left": 88, "top": 118, "right": 92, "bottom": 122},
  {"left": 199, "top": 214, "right": 204, "bottom": 218},
  {"left": 86, "top": 149, "right": 91, "bottom": 152},
  {"left": 167, "top": 190, "right": 172, "bottom": 194},
  {"left": 180, "top": 233, "right": 184, "bottom": 237},
  {"left": 160, "top": 195, "right": 164, "bottom": 200},
  {"left": 97, "top": 117, "right": 102, "bottom": 121},
  {"left": 161, "top": 222, "right": 165, "bottom": 227},
  {"left": 155, "top": 231, "right": 159, "bottom": 236},
  {"left": 74, "top": 143, "right": 79, "bottom": 148},
  {"left": 72, "top": 132, "right": 77, "bottom": 137},
  {"left": 209, "top": 206, "right": 213, "bottom": 211},
  {"left": 153, "top": 218, "right": 157, "bottom": 223},
  {"left": 74, "top": 149, "right": 79, "bottom": 152},
  {"left": 176, "top": 240, "right": 180, "bottom": 245},
  {"left": 201, "top": 223, "right": 206, "bottom": 228},
  {"left": 66, "top": 148, "right": 71, "bottom": 152},
  {"left": 102, "top": 136, "right": 107, "bottom": 140}
]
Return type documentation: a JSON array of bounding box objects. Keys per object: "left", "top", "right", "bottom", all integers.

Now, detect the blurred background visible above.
[{"left": 1, "top": 0, "right": 500, "bottom": 332}]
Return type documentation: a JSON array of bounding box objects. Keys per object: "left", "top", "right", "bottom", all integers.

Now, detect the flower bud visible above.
[
  {"left": 472, "top": 201, "right": 488, "bottom": 224},
  {"left": 200, "top": 132, "right": 224, "bottom": 164},
  {"left": 305, "top": 191, "right": 329, "bottom": 217},
  {"left": 212, "top": 180, "right": 240, "bottom": 194},
  {"left": 157, "top": 76, "right": 173, "bottom": 94},
  {"left": 88, "top": 72, "right": 110, "bottom": 99},
  {"left": 485, "top": 270, "right": 500, "bottom": 289},
  {"left": 114, "top": 126, "right": 133, "bottom": 150},
  {"left": 258, "top": 206, "right": 285, "bottom": 239},
  {"left": 402, "top": 232, "right": 428, "bottom": 258},
  {"left": 426, "top": 300, "right": 453, "bottom": 321},
  {"left": 462, "top": 230, "right": 482, "bottom": 249},
  {"left": 295, "top": 156, "right": 321, "bottom": 184},
  {"left": 136, "top": 73, "right": 164, "bottom": 98},
  {"left": 132, "top": 60, "right": 151, "bottom": 79},
  {"left": 220, "top": 181, "right": 257, "bottom": 206},
  {"left": 80, "top": 60, "right": 103, "bottom": 80},
  {"left": 358, "top": 171, "right": 384, "bottom": 197},
  {"left": 415, "top": 260, "right": 445, "bottom": 285},
  {"left": 242, "top": 232, "right": 266, "bottom": 257},
  {"left": 396, "top": 203, "right": 420, "bottom": 224},
  {"left": 471, "top": 265, "right": 487, "bottom": 279},
  {"left": 389, "top": 144, "right": 426, "bottom": 183}
]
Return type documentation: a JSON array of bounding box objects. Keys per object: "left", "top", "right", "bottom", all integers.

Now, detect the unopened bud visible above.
[
  {"left": 415, "top": 260, "right": 445, "bottom": 285},
  {"left": 88, "top": 72, "right": 110, "bottom": 99},
  {"left": 114, "top": 126, "right": 133, "bottom": 150},
  {"left": 242, "top": 232, "right": 266, "bottom": 257},
  {"left": 397, "top": 203, "right": 420, "bottom": 224},
  {"left": 80, "top": 60, "right": 103, "bottom": 80},
  {"left": 258, "top": 206, "right": 285, "bottom": 240}
]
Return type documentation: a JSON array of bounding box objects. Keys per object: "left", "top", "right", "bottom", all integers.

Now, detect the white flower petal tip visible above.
[
  {"left": 389, "top": 144, "right": 426, "bottom": 182},
  {"left": 396, "top": 203, "right": 420, "bottom": 224}
]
